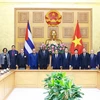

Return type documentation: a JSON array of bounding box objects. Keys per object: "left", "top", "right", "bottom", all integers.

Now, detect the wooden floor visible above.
[
  {"left": 6, "top": 88, "right": 100, "bottom": 100},
  {"left": 1, "top": 70, "right": 100, "bottom": 100}
]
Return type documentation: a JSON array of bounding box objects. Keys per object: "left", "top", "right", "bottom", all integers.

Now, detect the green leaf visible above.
[{"left": 44, "top": 72, "right": 84, "bottom": 100}]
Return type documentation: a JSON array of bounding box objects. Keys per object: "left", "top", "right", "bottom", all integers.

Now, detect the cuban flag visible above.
[{"left": 24, "top": 21, "right": 34, "bottom": 55}]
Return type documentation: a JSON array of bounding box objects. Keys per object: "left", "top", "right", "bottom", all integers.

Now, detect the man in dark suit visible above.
[
  {"left": 17, "top": 49, "right": 28, "bottom": 69},
  {"left": 51, "top": 49, "right": 62, "bottom": 69},
  {"left": 90, "top": 50, "right": 97, "bottom": 69},
  {"left": 96, "top": 49, "right": 100, "bottom": 69},
  {"left": 29, "top": 48, "right": 38, "bottom": 69},
  {"left": 62, "top": 47, "right": 71, "bottom": 69},
  {"left": 70, "top": 49, "right": 80, "bottom": 69},
  {"left": 8, "top": 45, "right": 18, "bottom": 69},
  {"left": 80, "top": 48, "right": 90, "bottom": 69},
  {"left": 38, "top": 45, "right": 49, "bottom": 69}
]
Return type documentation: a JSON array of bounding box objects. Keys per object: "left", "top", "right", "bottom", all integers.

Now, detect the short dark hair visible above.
[
  {"left": 12, "top": 45, "right": 15, "bottom": 48},
  {"left": 65, "top": 47, "right": 68, "bottom": 49},
  {"left": 74, "top": 49, "right": 78, "bottom": 51},
  {"left": 3, "top": 48, "right": 8, "bottom": 52}
]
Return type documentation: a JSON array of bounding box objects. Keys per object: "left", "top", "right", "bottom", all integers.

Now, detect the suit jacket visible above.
[
  {"left": 51, "top": 54, "right": 62, "bottom": 69},
  {"left": 71, "top": 55, "right": 80, "bottom": 69},
  {"left": 0, "top": 53, "right": 10, "bottom": 66},
  {"left": 8, "top": 50, "right": 18, "bottom": 68},
  {"left": 62, "top": 52, "right": 71, "bottom": 69},
  {"left": 17, "top": 53, "right": 28, "bottom": 67},
  {"left": 80, "top": 53, "right": 90, "bottom": 69},
  {"left": 97, "top": 52, "right": 100, "bottom": 65},
  {"left": 38, "top": 50, "right": 49, "bottom": 65},
  {"left": 29, "top": 53, "right": 38, "bottom": 68},
  {"left": 90, "top": 54, "right": 97, "bottom": 68}
]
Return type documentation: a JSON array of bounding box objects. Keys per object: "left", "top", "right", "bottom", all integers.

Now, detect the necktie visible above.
[
  {"left": 43, "top": 51, "right": 45, "bottom": 56},
  {"left": 91, "top": 54, "right": 94, "bottom": 59},
  {"left": 83, "top": 53, "right": 86, "bottom": 57},
  {"left": 55, "top": 54, "right": 58, "bottom": 58},
  {"left": 65, "top": 53, "right": 67, "bottom": 58},
  {"left": 21, "top": 53, "right": 24, "bottom": 57},
  {"left": 33, "top": 53, "right": 36, "bottom": 56},
  {"left": 12, "top": 51, "right": 14, "bottom": 56},
  {"left": 75, "top": 54, "right": 78, "bottom": 60}
]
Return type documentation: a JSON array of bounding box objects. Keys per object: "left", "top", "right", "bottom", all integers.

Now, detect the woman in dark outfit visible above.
[{"left": 0, "top": 48, "right": 10, "bottom": 69}]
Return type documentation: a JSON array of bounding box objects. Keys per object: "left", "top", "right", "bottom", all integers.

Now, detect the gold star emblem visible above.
[
  {"left": 52, "top": 13, "right": 55, "bottom": 16},
  {"left": 72, "top": 36, "right": 82, "bottom": 47}
]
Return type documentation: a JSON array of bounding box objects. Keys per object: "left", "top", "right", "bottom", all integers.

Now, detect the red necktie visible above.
[{"left": 12, "top": 51, "right": 14, "bottom": 56}]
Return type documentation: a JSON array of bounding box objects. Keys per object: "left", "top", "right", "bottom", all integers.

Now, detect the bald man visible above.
[
  {"left": 17, "top": 49, "right": 28, "bottom": 69},
  {"left": 80, "top": 48, "right": 90, "bottom": 69},
  {"left": 90, "top": 50, "right": 97, "bottom": 69}
]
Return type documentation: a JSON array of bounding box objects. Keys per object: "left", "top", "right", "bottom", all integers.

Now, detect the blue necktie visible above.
[
  {"left": 43, "top": 51, "right": 45, "bottom": 56},
  {"left": 91, "top": 54, "right": 94, "bottom": 59},
  {"left": 55, "top": 54, "right": 58, "bottom": 58},
  {"left": 75, "top": 55, "right": 78, "bottom": 60}
]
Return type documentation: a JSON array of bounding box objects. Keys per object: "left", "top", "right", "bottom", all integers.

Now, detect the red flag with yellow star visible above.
[{"left": 70, "top": 21, "right": 83, "bottom": 54}]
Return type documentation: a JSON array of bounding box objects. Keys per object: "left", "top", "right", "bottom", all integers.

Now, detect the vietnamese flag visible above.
[{"left": 70, "top": 21, "right": 83, "bottom": 55}]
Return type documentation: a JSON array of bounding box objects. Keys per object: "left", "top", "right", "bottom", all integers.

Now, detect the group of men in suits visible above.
[
  {"left": 0, "top": 45, "right": 50, "bottom": 70},
  {"left": 0, "top": 44, "right": 100, "bottom": 70},
  {"left": 51, "top": 47, "right": 99, "bottom": 69},
  {"left": 9, "top": 45, "right": 28, "bottom": 69}
]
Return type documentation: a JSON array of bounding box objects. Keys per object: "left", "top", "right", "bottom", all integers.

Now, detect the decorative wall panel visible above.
[
  {"left": 62, "top": 12, "right": 74, "bottom": 23},
  {"left": 83, "top": 42, "right": 89, "bottom": 51},
  {"left": 18, "top": 27, "right": 26, "bottom": 38},
  {"left": 33, "top": 12, "right": 44, "bottom": 23},
  {"left": 80, "top": 27, "right": 88, "bottom": 38},
  {"left": 78, "top": 12, "right": 89, "bottom": 23},
  {"left": 18, "top": 12, "right": 29, "bottom": 23},
  {"left": 18, "top": 42, "right": 24, "bottom": 52},
  {"left": 32, "top": 27, "right": 44, "bottom": 38},
  {"left": 63, "top": 27, "right": 74, "bottom": 38}
]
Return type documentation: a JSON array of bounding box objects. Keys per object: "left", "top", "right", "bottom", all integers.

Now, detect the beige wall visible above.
[{"left": 0, "top": 1, "right": 100, "bottom": 53}]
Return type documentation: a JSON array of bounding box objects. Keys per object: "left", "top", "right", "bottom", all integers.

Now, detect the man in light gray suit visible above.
[{"left": 0, "top": 48, "right": 10, "bottom": 69}]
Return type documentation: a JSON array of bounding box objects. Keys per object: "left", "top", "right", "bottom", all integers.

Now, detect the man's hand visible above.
[
  {"left": 79, "top": 67, "right": 81, "bottom": 70},
  {"left": 8, "top": 66, "right": 10, "bottom": 68},
  {"left": 16, "top": 65, "right": 18, "bottom": 69},
  {"left": 96, "top": 66, "right": 99, "bottom": 69},
  {"left": 98, "top": 65, "right": 100, "bottom": 69},
  {"left": 60, "top": 66, "right": 62, "bottom": 69},
  {"left": 69, "top": 65, "right": 72, "bottom": 70},
  {"left": 88, "top": 65, "right": 90, "bottom": 69},
  {"left": 26, "top": 64, "right": 28, "bottom": 67}
]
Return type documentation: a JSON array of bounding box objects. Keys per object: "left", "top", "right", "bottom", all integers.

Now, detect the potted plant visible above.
[{"left": 44, "top": 72, "right": 84, "bottom": 100}]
